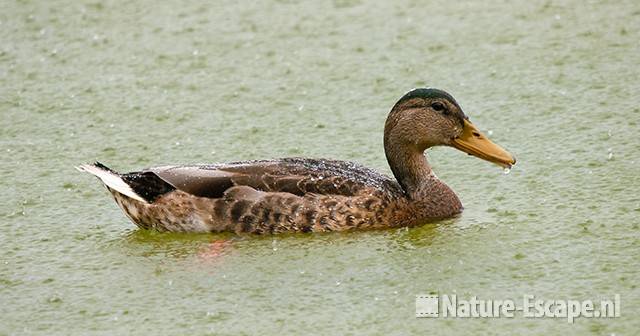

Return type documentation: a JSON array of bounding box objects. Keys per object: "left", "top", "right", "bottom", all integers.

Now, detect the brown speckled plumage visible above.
[{"left": 79, "top": 88, "right": 515, "bottom": 234}]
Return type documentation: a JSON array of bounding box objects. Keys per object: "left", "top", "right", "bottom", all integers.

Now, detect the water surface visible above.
[{"left": 1, "top": 0, "right": 639, "bottom": 335}]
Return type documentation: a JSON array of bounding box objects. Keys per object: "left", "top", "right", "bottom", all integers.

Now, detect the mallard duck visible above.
[{"left": 78, "top": 88, "right": 515, "bottom": 233}]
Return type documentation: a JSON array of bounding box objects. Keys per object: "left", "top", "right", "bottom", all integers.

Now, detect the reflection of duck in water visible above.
[
  {"left": 197, "top": 239, "right": 233, "bottom": 261},
  {"left": 78, "top": 88, "right": 515, "bottom": 234}
]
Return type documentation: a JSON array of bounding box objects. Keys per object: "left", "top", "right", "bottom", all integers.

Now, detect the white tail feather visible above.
[{"left": 76, "top": 164, "right": 147, "bottom": 203}]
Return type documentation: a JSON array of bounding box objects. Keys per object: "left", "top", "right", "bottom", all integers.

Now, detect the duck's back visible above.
[{"left": 86, "top": 158, "right": 408, "bottom": 233}]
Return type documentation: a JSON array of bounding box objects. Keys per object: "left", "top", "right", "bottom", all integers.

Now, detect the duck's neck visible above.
[
  {"left": 384, "top": 136, "right": 459, "bottom": 201},
  {"left": 384, "top": 142, "right": 433, "bottom": 198}
]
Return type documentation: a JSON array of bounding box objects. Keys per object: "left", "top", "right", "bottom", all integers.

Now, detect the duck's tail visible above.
[{"left": 76, "top": 162, "right": 148, "bottom": 203}]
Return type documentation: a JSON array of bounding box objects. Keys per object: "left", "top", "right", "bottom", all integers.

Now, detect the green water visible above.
[{"left": 1, "top": 0, "right": 639, "bottom": 334}]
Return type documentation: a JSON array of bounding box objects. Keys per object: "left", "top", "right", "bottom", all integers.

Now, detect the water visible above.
[{"left": 1, "top": 1, "right": 639, "bottom": 335}]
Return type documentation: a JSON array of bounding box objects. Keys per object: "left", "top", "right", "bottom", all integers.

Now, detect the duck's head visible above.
[{"left": 384, "top": 88, "right": 516, "bottom": 168}]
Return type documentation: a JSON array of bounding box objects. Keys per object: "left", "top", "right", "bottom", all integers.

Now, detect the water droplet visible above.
[
  {"left": 192, "top": 50, "right": 199, "bottom": 56},
  {"left": 502, "top": 167, "right": 511, "bottom": 175},
  {"left": 336, "top": 281, "right": 341, "bottom": 286}
]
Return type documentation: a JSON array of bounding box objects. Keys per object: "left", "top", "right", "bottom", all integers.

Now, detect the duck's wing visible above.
[{"left": 142, "top": 158, "right": 402, "bottom": 201}]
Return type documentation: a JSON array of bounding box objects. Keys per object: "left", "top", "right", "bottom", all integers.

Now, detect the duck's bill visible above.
[{"left": 451, "top": 120, "right": 516, "bottom": 169}]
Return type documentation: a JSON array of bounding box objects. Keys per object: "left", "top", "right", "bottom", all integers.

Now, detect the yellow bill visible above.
[{"left": 451, "top": 120, "right": 516, "bottom": 169}]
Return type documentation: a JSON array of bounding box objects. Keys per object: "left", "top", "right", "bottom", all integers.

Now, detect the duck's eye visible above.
[{"left": 431, "top": 102, "right": 446, "bottom": 112}]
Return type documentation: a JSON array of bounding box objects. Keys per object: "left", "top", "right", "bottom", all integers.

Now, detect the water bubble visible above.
[{"left": 503, "top": 167, "right": 511, "bottom": 175}]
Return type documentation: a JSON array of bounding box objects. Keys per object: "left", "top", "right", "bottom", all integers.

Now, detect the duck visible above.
[{"left": 78, "top": 88, "right": 515, "bottom": 234}]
